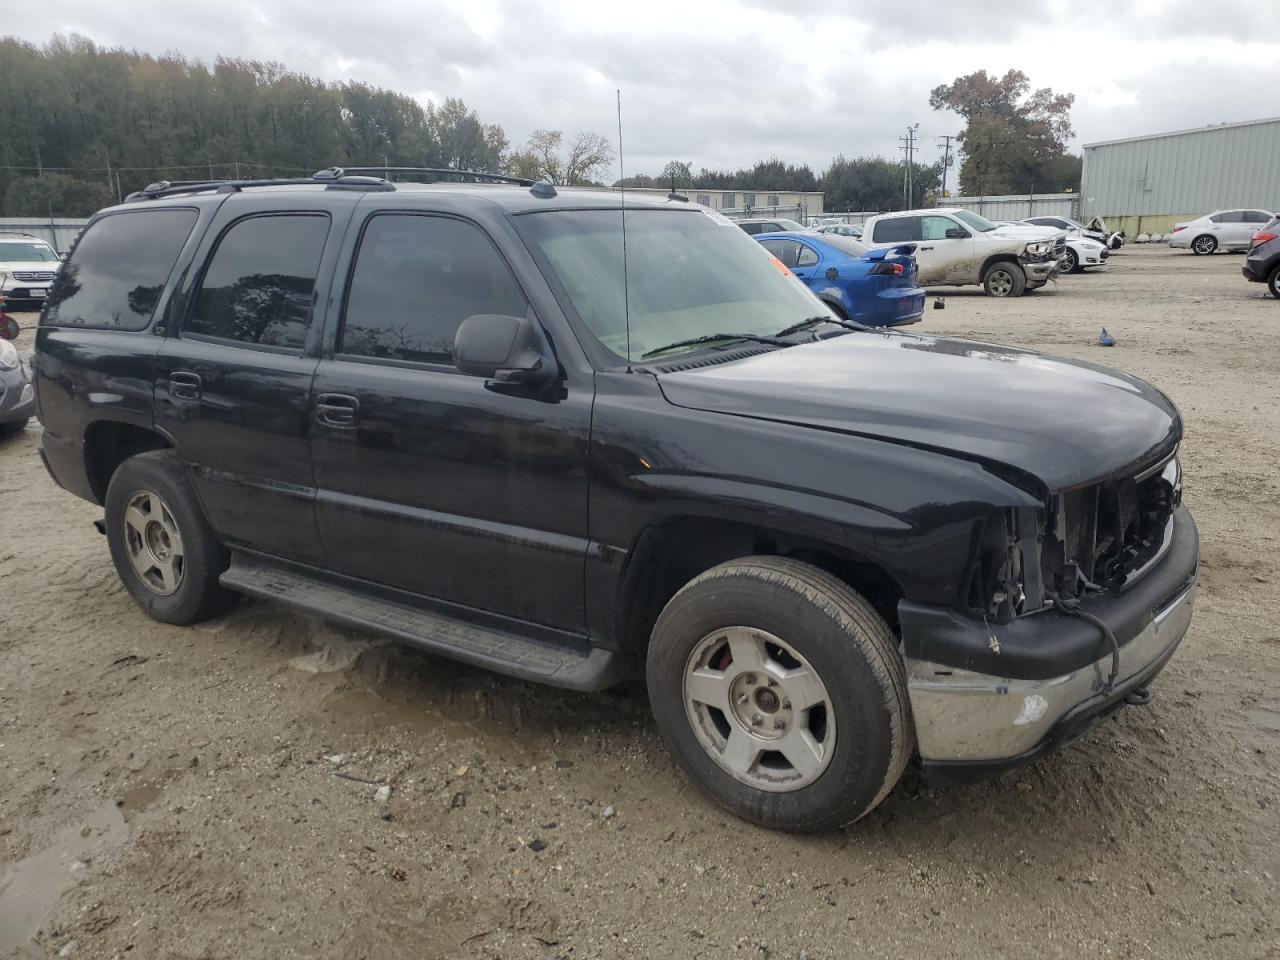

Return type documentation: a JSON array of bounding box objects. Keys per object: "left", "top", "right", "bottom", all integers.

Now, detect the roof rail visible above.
[
  {"left": 125, "top": 169, "right": 395, "bottom": 202},
  {"left": 338, "top": 166, "right": 536, "bottom": 186}
]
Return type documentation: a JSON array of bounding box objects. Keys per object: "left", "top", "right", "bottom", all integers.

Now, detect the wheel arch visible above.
[
  {"left": 614, "top": 513, "right": 908, "bottom": 659},
  {"left": 979, "top": 253, "right": 1023, "bottom": 279},
  {"left": 84, "top": 420, "right": 173, "bottom": 504}
]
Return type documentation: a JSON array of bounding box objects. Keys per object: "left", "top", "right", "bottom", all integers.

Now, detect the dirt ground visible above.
[{"left": 1, "top": 247, "right": 1277, "bottom": 960}]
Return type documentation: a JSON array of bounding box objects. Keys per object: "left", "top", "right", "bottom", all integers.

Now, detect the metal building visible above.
[{"left": 1080, "top": 116, "right": 1280, "bottom": 235}]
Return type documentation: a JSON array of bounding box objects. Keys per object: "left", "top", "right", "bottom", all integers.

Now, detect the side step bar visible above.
[{"left": 220, "top": 552, "right": 627, "bottom": 691}]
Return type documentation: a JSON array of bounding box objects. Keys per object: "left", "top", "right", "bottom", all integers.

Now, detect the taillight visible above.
[
  {"left": 1251, "top": 231, "right": 1277, "bottom": 246},
  {"left": 1171, "top": 225, "right": 1186, "bottom": 233},
  {"left": 870, "top": 261, "right": 904, "bottom": 276}
]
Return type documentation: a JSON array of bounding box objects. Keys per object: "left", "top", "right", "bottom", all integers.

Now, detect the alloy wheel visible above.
[
  {"left": 122, "top": 489, "right": 186, "bottom": 596},
  {"left": 988, "top": 269, "right": 1014, "bottom": 296},
  {"left": 683, "top": 626, "right": 837, "bottom": 792}
]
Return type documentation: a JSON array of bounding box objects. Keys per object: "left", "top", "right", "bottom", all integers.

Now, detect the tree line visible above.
[{"left": 0, "top": 35, "right": 1080, "bottom": 218}]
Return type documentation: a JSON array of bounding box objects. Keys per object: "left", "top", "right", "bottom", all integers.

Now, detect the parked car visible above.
[
  {"left": 1169, "top": 209, "right": 1276, "bottom": 254},
  {"left": 755, "top": 231, "right": 923, "bottom": 327},
  {"left": 1021, "top": 215, "right": 1120, "bottom": 251},
  {"left": 1061, "top": 235, "right": 1110, "bottom": 273},
  {"left": 735, "top": 217, "right": 808, "bottom": 236},
  {"left": 0, "top": 234, "right": 62, "bottom": 308},
  {"left": 35, "top": 171, "right": 1197, "bottom": 833},
  {"left": 0, "top": 307, "right": 34, "bottom": 437},
  {"left": 817, "top": 223, "right": 863, "bottom": 239},
  {"left": 864, "top": 208, "right": 1065, "bottom": 296},
  {"left": 1241, "top": 216, "right": 1280, "bottom": 298}
]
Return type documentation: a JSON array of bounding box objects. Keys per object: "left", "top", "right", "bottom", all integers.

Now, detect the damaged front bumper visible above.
[
  {"left": 900, "top": 506, "right": 1198, "bottom": 784},
  {"left": 1021, "top": 255, "right": 1061, "bottom": 288}
]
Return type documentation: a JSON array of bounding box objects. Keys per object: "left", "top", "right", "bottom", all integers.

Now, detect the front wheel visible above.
[
  {"left": 983, "top": 262, "right": 1027, "bottom": 297},
  {"left": 1062, "top": 249, "right": 1080, "bottom": 273},
  {"left": 646, "top": 557, "right": 912, "bottom": 833},
  {"left": 1192, "top": 234, "right": 1217, "bottom": 255},
  {"left": 105, "top": 450, "right": 234, "bottom": 624}
]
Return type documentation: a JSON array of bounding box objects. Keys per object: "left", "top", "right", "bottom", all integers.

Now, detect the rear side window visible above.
[
  {"left": 872, "top": 217, "right": 919, "bottom": 243},
  {"left": 43, "top": 210, "right": 198, "bottom": 329},
  {"left": 185, "top": 214, "right": 329, "bottom": 351},
  {"left": 339, "top": 214, "right": 528, "bottom": 366}
]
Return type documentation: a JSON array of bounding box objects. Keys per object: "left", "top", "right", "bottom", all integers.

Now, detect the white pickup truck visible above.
[{"left": 863, "top": 208, "right": 1065, "bottom": 297}]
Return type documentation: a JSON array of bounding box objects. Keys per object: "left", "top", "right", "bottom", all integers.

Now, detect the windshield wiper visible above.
[
  {"left": 640, "top": 332, "right": 793, "bottom": 359},
  {"left": 774, "top": 315, "right": 866, "bottom": 337}
]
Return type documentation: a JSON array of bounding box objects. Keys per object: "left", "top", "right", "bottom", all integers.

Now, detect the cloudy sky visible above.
[{"left": 3, "top": 0, "right": 1276, "bottom": 176}]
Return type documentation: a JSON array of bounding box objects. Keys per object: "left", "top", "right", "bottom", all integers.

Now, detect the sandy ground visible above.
[{"left": 1, "top": 247, "right": 1277, "bottom": 960}]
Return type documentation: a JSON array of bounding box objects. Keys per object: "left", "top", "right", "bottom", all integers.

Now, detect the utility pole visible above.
[
  {"left": 937, "top": 135, "right": 956, "bottom": 205},
  {"left": 899, "top": 124, "right": 920, "bottom": 209}
]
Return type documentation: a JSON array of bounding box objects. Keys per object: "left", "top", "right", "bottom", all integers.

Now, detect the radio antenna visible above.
[{"left": 616, "top": 89, "right": 632, "bottom": 372}]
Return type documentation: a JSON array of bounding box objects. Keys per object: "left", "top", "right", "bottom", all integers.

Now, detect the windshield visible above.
[
  {"left": 953, "top": 210, "right": 998, "bottom": 233},
  {"left": 820, "top": 234, "right": 869, "bottom": 257},
  {"left": 520, "top": 209, "right": 834, "bottom": 362},
  {"left": 0, "top": 241, "right": 58, "bottom": 262}
]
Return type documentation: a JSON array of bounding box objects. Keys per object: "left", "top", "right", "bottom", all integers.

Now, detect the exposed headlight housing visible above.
[
  {"left": 0, "top": 338, "right": 19, "bottom": 371},
  {"left": 1024, "top": 240, "right": 1054, "bottom": 257}
]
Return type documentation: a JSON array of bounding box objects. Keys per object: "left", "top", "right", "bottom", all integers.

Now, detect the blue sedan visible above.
[{"left": 756, "top": 232, "right": 924, "bottom": 328}]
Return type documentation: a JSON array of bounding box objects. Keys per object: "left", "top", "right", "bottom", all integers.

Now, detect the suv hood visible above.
[{"left": 656, "top": 332, "right": 1180, "bottom": 493}]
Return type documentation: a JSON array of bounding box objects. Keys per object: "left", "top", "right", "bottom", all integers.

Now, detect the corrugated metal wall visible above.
[
  {"left": 0, "top": 218, "right": 89, "bottom": 253},
  {"left": 1080, "top": 118, "right": 1280, "bottom": 222},
  {"left": 947, "top": 194, "right": 1079, "bottom": 221}
]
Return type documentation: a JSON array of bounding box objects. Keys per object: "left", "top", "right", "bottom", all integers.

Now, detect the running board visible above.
[{"left": 219, "top": 553, "right": 626, "bottom": 691}]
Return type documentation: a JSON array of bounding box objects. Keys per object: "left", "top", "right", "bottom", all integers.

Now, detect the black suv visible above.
[
  {"left": 1242, "top": 216, "right": 1280, "bottom": 298},
  {"left": 34, "top": 170, "right": 1198, "bottom": 832}
]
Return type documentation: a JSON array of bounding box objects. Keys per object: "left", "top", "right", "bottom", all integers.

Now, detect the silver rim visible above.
[
  {"left": 1194, "top": 236, "right": 1214, "bottom": 254},
  {"left": 683, "top": 626, "right": 836, "bottom": 793},
  {"left": 988, "top": 269, "right": 1014, "bottom": 296},
  {"left": 122, "top": 490, "right": 185, "bottom": 596},
  {"left": 1064, "top": 252, "right": 1077, "bottom": 271}
]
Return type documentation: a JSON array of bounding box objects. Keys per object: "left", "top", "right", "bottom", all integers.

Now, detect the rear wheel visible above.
[
  {"left": 982, "top": 262, "right": 1027, "bottom": 297},
  {"left": 1192, "top": 234, "right": 1217, "bottom": 255},
  {"left": 646, "top": 556, "right": 912, "bottom": 833},
  {"left": 1269, "top": 264, "right": 1280, "bottom": 300},
  {"left": 105, "top": 450, "right": 234, "bottom": 624}
]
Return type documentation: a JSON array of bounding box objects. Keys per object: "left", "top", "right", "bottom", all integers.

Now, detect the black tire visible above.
[
  {"left": 982, "top": 261, "right": 1027, "bottom": 297},
  {"left": 1191, "top": 234, "right": 1217, "bottom": 255},
  {"left": 1062, "top": 248, "right": 1080, "bottom": 274},
  {"left": 1268, "top": 264, "right": 1280, "bottom": 300},
  {"left": 646, "top": 556, "right": 912, "bottom": 833},
  {"left": 0, "top": 418, "right": 28, "bottom": 437},
  {"left": 105, "top": 450, "right": 234, "bottom": 624}
]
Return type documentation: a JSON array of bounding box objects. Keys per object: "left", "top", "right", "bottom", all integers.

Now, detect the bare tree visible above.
[{"left": 509, "top": 129, "right": 614, "bottom": 185}]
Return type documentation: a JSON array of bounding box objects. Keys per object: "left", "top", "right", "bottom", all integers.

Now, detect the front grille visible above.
[
  {"left": 12, "top": 270, "right": 55, "bottom": 282},
  {"left": 1053, "top": 459, "right": 1178, "bottom": 593}
]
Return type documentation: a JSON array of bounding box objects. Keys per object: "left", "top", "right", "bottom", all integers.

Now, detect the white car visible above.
[
  {"left": 1021, "top": 215, "right": 1122, "bottom": 251},
  {"left": 1061, "top": 235, "right": 1109, "bottom": 273},
  {"left": 864, "top": 208, "right": 1065, "bottom": 297},
  {"left": 1168, "top": 209, "right": 1275, "bottom": 254},
  {"left": 0, "top": 234, "right": 61, "bottom": 306}
]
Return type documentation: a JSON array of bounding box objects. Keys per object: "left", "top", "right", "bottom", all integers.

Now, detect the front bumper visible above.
[
  {"left": 1023, "top": 257, "right": 1059, "bottom": 286},
  {"left": 0, "top": 366, "right": 36, "bottom": 423},
  {"left": 901, "top": 506, "right": 1198, "bottom": 781},
  {"left": 2, "top": 283, "right": 51, "bottom": 301}
]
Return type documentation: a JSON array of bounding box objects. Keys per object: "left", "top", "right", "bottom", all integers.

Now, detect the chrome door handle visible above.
[
  {"left": 315, "top": 393, "right": 360, "bottom": 427},
  {"left": 169, "top": 371, "right": 202, "bottom": 400}
]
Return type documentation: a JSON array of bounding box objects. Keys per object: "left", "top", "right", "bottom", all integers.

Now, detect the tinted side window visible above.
[
  {"left": 43, "top": 210, "right": 198, "bottom": 330},
  {"left": 340, "top": 214, "right": 528, "bottom": 365},
  {"left": 738, "top": 222, "right": 762, "bottom": 235},
  {"left": 760, "top": 239, "right": 799, "bottom": 267},
  {"left": 872, "top": 217, "right": 919, "bottom": 243},
  {"left": 1244, "top": 210, "right": 1272, "bottom": 223},
  {"left": 186, "top": 215, "right": 328, "bottom": 350},
  {"left": 796, "top": 244, "right": 819, "bottom": 266}
]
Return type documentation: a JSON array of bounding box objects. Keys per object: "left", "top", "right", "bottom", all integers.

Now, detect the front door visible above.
[
  {"left": 155, "top": 195, "right": 354, "bottom": 565},
  {"left": 917, "top": 214, "right": 974, "bottom": 284},
  {"left": 309, "top": 210, "right": 592, "bottom": 634}
]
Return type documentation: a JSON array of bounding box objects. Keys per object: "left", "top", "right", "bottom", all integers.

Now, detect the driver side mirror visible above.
[
  {"left": 454, "top": 313, "right": 555, "bottom": 386},
  {"left": 945, "top": 227, "right": 970, "bottom": 239}
]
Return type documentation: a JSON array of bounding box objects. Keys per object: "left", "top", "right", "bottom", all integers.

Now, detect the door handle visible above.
[
  {"left": 919, "top": 245, "right": 934, "bottom": 250},
  {"left": 169, "top": 371, "right": 202, "bottom": 400},
  {"left": 315, "top": 393, "right": 360, "bottom": 427}
]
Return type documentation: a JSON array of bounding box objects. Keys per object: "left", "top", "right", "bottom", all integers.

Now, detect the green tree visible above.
[
  {"left": 819, "top": 156, "right": 943, "bottom": 212},
  {"left": 929, "top": 69, "right": 1076, "bottom": 195},
  {"left": 659, "top": 160, "right": 693, "bottom": 190},
  {"left": 3, "top": 173, "right": 114, "bottom": 217}
]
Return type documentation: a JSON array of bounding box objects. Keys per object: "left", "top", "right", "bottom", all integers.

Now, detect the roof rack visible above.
[
  {"left": 339, "top": 166, "right": 537, "bottom": 187},
  {"left": 125, "top": 168, "right": 396, "bottom": 202}
]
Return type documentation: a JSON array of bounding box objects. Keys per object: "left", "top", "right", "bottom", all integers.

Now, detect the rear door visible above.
[
  {"left": 308, "top": 207, "right": 593, "bottom": 634},
  {"left": 154, "top": 192, "right": 357, "bottom": 565}
]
